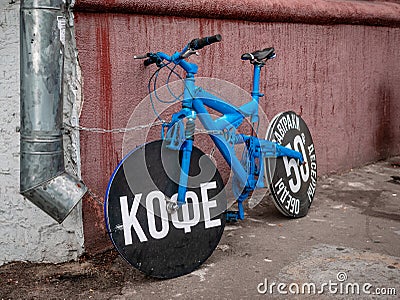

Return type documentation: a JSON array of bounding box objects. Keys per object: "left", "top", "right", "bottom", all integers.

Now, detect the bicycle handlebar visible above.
[{"left": 134, "top": 34, "right": 222, "bottom": 66}]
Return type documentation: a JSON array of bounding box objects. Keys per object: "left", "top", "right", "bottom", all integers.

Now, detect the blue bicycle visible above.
[{"left": 105, "top": 34, "right": 317, "bottom": 278}]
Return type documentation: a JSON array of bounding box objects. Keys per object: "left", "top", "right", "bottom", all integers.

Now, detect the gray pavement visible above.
[
  {"left": 0, "top": 159, "right": 399, "bottom": 299},
  {"left": 114, "top": 159, "right": 400, "bottom": 299}
]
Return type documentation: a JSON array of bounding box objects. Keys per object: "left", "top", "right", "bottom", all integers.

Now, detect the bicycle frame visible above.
[{"left": 156, "top": 51, "right": 303, "bottom": 220}]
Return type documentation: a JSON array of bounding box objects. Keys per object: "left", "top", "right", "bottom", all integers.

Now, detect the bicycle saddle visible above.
[{"left": 241, "top": 47, "right": 275, "bottom": 62}]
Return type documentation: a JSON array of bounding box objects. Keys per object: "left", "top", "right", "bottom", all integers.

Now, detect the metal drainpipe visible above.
[{"left": 20, "top": 0, "right": 87, "bottom": 223}]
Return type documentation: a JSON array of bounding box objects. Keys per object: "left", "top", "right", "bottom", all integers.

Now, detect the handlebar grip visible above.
[
  {"left": 134, "top": 54, "right": 148, "bottom": 59},
  {"left": 189, "top": 34, "right": 222, "bottom": 50}
]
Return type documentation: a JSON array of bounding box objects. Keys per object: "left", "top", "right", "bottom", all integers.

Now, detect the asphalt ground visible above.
[{"left": 0, "top": 158, "right": 399, "bottom": 299}]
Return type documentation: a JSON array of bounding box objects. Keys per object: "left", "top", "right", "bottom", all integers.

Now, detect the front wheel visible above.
[
  {"left": 265, "top": 111, "right": 317, "bottom": 218},
  {"left": 105, "top": 140, "right": 226, "bottom": 278}
]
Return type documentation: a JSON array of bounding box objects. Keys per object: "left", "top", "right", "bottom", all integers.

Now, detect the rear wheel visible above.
[
  {"left": 105, "top": 140, "right": 226, "bottom": 278},
  {"left": 265, "top": 111, "right": 317, "bottom": 218}
]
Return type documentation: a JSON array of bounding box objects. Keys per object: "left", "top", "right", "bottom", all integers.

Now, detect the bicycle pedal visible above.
[{"left": 226, "top": 211, "right": 239, "bottom": 222}]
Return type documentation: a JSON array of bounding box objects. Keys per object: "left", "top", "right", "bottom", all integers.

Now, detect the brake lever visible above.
[
  {"left": 180, "top": 49, "right": 199, "bottom": 59},
  {"left": 134, "top": 53, "right": 164, "bottom": 67}
]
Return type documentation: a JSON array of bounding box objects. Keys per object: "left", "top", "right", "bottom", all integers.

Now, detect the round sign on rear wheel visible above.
[
  {"left": 265, "top": 111, "right": 317, "bottom": 218},
  {"left": 105, "top": 140, "right": 226, "bottom": 278}
]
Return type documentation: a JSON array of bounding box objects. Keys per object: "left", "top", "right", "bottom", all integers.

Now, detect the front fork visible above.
[
  {"left": 177, "top": 137, "right": 193, "bottom": 206},
  {"left": 163, "top": 113, "right": 196, "bottom": 212}
]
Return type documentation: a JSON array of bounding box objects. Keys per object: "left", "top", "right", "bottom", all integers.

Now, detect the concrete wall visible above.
[
  {"left": 0, "top": 0, "right": 85, "bottom": 265},
  {"left": 73, "top": 0, "right": 400, "bottom": 253}
]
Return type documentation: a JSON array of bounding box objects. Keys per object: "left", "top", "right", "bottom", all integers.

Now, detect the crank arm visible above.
[{"left": 275, "top": 143, "right": 304, "bottom": 164}]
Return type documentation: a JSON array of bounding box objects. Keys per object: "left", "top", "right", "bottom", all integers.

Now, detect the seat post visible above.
[{"left": 251, "top": 64, "right": 263, "bottom": 103}]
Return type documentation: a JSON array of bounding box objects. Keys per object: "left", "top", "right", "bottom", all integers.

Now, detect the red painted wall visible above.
[{"left": 74, "top": 1, "right": 400, "bottom": 253}]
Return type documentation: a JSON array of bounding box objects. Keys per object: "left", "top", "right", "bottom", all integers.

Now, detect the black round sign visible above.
[
  {"left": 105, "top": 140, "right": 226, "bottom": 278},
  {"left": 265, "top": 111, "right": 317, "bottom": 218}
]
